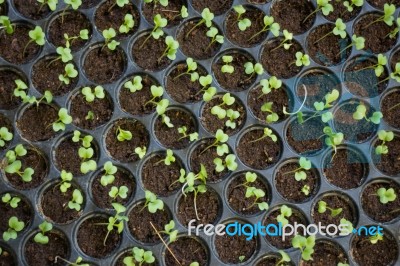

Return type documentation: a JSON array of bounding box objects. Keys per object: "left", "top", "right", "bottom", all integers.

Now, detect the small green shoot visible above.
[
  {"left": 323, "top": 126, "right": 344, "bottom": 154},
  {"left": 5, "top": 144, "right": 34, "bottom": 182},
  {"left": 144, "top": 0, "right": 168, "bottom": 7},
  {"left": 63, "top": 29, "right": 89, "bottom": 46},
  {"left": 369, "top": 233, "right": 383, "bottom": 244},
  {"left": 2, "top": 216, "right": 24, "bottom": 242},
  {"left": 337, "top": 34, "right": 365, "bottom": 55},
  {"left": 314, "top": 18, "right": 347, "bottom": 44},
  {"left": 356, "top": 54, "right": 387, "bottom": 77},
  {"left": 159, "top": 36, "right": 179, "bottom": 61},
  {"left": 119, "top": 14, "right": 135, "bottom": 34},
  {"left": 124, "top": 76, "right": 143, "bottom": 93},
  {"left": 249, "top": 127, "right": 277, "bottom": 143},
  {"left": 116, "top": 127, "right": 132, "bottom": 142},
  {"left": 173, "top": 57, "right": 200, "bottom": 82},
  {"left": 343, "top": 0, "right": 363, "bottom": 12},
  {"left": 101, "top": 161, "right": 117, "bottom": 186},
  {"left": 85, "top": 111, "right": 94, "bottom": 120},
  {"left": 156, "top": 149, "right": 175, "bottom": 166},
  {"left": 377, "top": 187, "right": 397, "bottom": 204},
  {"left": 197, "top": 75, "right": 217, "bottom": 102},
  {"left": 200, "top": 129, "right": 229, "bottom": 156},
  {"left": 375, "top": 130, "right": 394, "bottom": 155},
  {"left": 135, "top": 146, "right": 147, "bottom": 159},
  {"left": 210, "top": 93, "right": 240, "bottom": 128},
  {"left": 364, "top": 3, "right": 395, "bottom": 28},
  {"left": 0, "top": 127, "right": 13, "bottom": 147},
  {"left": 233, "top": 5, "right": 251, "bottom": 31},
  {"left": 221, "top": 55, "right": 234, "bottom": 74},
  {"left": 102, "top": 28, "right": 120, "bottom": 51},
  {"left": 141, "top": 190, "right": 164, "bottom": 213},
  {"left": 261, "top": 102, "right": 279, "bottom": 123},
  {"left": 98, "top": 203, "right": 128, "bottom": 246},
  {"left": 277, "top": 250, "right": 291, "bottom": 265},
  {"left": 258, "top": 76, "right": 282, "bottom": 98},
  {"left": 81, "top": 86, "right": 105, "bottom": 103},
  {"left": 388, "top": 17, "right": 400, "bottom": 39},
  {"left": 237, "top": 172, "right": 269, "bottom": 211},
  {"left": 54, "top": 256, "right": 89, "bottom": 266},
  {"left": 160, "top": 220, "right": 178, "bottom": 243},
  {"left": 73, "top": 131, "right": 96, "bottom": 174},
  {"left": 239, "top": 255, "right": 245, "bottom": 262},
  {"left": 352, "top": 103, "right": 383, "bottom": 124},
  {"left": 61, "top": 0, "right": 82, "bottom": 22},
  {"left": 297, "top": 89, "right": 339, "bottom": 124},
  {"left": 140, "top": 14, "right": 168, "bottom": 48},
  {"left": 284, "top": 157, "right": 312, "bottom": 181},
  {"left": 276, "top": 205, "right": 292, "bottom": 226},
  {"left": 58, "top": 63, "right": 78, "bottom": 85},
  {"left": 145, "top": 85, "right": 170, "bottom": 116},
  {"left": 0, "top": 16, "right": 13, "bottom": 34},
  {"left": 244, "top": 62, "right": 264, "bottom": 81},
  {"left": 178, "top": 126, "right": 199, "bottom": 142},
  {"left": 109, "top": 186, "right": 129, "bottom": 200},
  {"left": 270, "top": 30, "right": 293, "bottom": 51},
  {"left": 292, "top": 235, "right": 315, "bottom": 261},
  {"left": 1, "top": 193, "right": 21, "bottom": 208},
  {"left": 317, "top": 200, "right": 343, "bottom": 217},
  {"left": 23, "top": 26, "right": 45, "bottom": 56},
  {"left": 68, "top": 189, "right": 83, "bottom": 211},
  {"left": 108, "top": 0, "right": 129, "bottom": 12},
  {"left": 206, "top": 27, "right": 224, "bottom": 50},
  {"left": 37, "top": 0, "right": 58, "bottom": 11},
  {"left": 59, "top": 170, "right": 73, "bottom": 193},
  {"left": 249, "top": 15, "right": 280, "bottom": 40},
  {"left": 123, "top": 247, "right": 155, "bottom": 266},
  {"left": 214, "top": 154, "right": 238, "bottom": 172},
  {"left": 304, "top": 0, "right": 333, "bottom": 22},
  {"left": 294, "top": 52, "right": 311, "bottom": 67},
  {"left": 186, "top": 8, "right": 214, "bottom": 37},
  {"left": 301, "top": 185, "right": 311, "bottom": 196}
]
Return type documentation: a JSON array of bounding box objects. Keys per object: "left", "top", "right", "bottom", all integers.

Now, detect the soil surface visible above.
[
  {"left": 381, "top": 88, "right": 400, "bottom": 129},
  {"left": 325, "top": 0, "right": 361, "bottom": 22},
  {"left": 191, "top": 0, "right": 233, "bottom": 15},
  {"left": 0, "top": 67, "right": 25, "bottom": 110},
  {"left": 366, "top": 0, "right": 400, "bottom": 11},
  {"left": 0, "top": 244, "right": 16, "bottom": 266},
  {"left": 0, "top": 193, "right": 32, "bottom": 236},
  {"left": 13, "top": 0, "right": 51, "bottom": 20},
  {"left": 165, "top": 237, "right": 208, "bottom": 266},
  {"left": 142, "top": 0, "right": 185, "bottom": 27},
  {"left": 300, "top": 240, "right": 349, "bottom": 266}
]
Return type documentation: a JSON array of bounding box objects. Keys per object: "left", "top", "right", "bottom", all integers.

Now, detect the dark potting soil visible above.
[
  {"left": 354, "top": 13, "right": 396, "bottom": 54},
  {"left": 325, "top": 0, "right": 361, "bottom": 22},
  {"left": 300, "top": 240, "right": 349, "bottom": 266},
  {"left": 212, "top": 51, "right": 256, "bottom": 91},
  {"left": 323, "top": 146, "right": 368, "bottom": 190},
  {"left": 263, "top": 206, "right": 308, "bottom": 249},
  {"left": 91, "top": 167, "right": 135, "bottom": 209},
  {"left": 191, "top": 0, "right": 233, "bottom": 16},
  {"left": 333, "top": 100, "right": 378, "bottom": 143},
  {"left": 127, "top": 201, "right": 171, "bottom": 244},
  {"left": 32, "top": 55, "right": 79, "bottom": 96},
  {"left": 69, "top": 88, "right": 113, "bottom": 130},
  {"left": 275, "top": 159, "right": 319, "bottom": 203},
  {"left": 4, "top": 147, "right": 48, "bottom": 190},
  {"left": 77, "top": 216, "right": 121, "bottom": 258},
  {"left": 227, "top": 172, "right": 270, "bottom": 216},
  {"left": 40, "top": 182, "right": 83, "bottom": 224},
  {"left": 0, "top": 114, "right": 12, "bottom": 151},
  {"left": 25, "top": 231, "right": 70, "bottom": 266},
  {"left": 256, "top": 254, "right": 294, "bottom": 266},
  {"left": 372, "top": 134, "right": 400, "bottom": 176},
  {"left": 0, "top": 245, "right": 15, "bottom": 266},
  {"left": 142, "top": 0, "right": 185, "bottom": 27},
  {"left": 81, "top": 0, "right": 102, "bottom": 9},
  {"left": 200, "top": 94, "right": 246, "bottom": 136},
  {"left": 224, "top": 5, "right": 266, "bottom": 47},
  {"left": 83, "top": 46, "right": 126, "bottom": 84},
  {"left": 165, "top": 61, "right": 208, "bottom": 103},
  {"left": 0, "top": 24, "right": 41, "bottom": 65},
  {"left": 177, "top": 19, "right": 222, "bottom": 60},
  {"left": 141, "top": 153, "right": 183, "bottom": 197},
  {"left": 153, "top": 108, "right": 197, "bottom": 149},
  {"left": 189, "top": 138, "right": 231, "bottom": 182},
  {"left": 115, "top": 249, "right": 156, "bottom": 266},
  {"left": 119, "top": 73, "right": 159, "bottom": 116},
  {"left": 105, "top": 118, "right": 150, "bottom": 163},
  {"left": 286, "top": 115, "right": 324, "bottom": 155},
  {"left": 344, "top": 55, "right": 389, "bottom": 98},
  {"left": 361, "top": 180, "right": 400, "bottom": 223},
  {"left": 48, "top": 10, "right": 92, "bottom": 51},
  {"left": 236, "top": 127, "right": 282, "bottom": 169},
  {"left": 366, "top": 0, "right": 400, "bottom": 10},
  {"left": 248, "top": 83, "right": 291, "bottom": 124},
  {"left": 13, "top": 0, "right": 51, "bottom": 20},
  {"left": 0, "top": 193, "right": 32, "bottom": 236},
  {"left": 306, "top": 23, "right": 351, "bottom": 66},
  {"left": 164, "top": 237, "right": 208, "bottom": 266},
  {"left": 260, "top": 38, "right": 303, "bottom": 79},
  {"left": 0, "top": 1, "right": 7, "bottom": 16},
  {"left": 381, "top": 88, "right": 400, "bottom": 129},
  {"left": 94, "top": 0, "right": 140, "bottom": 39},
  {"left": 17, "top": 104, "right": 58, "bottom": 142},
  {"left": 0, "top": 67, "right": 25, "bottom": 110},
  {"left": 177, "top": 188, "right": 221, "bottom": 227},
  {"left": 351, "top": 227, "right": 398, "bottom": 266},
  {"left": 270, "top": 0, "right": 315, "bottom": 35}
]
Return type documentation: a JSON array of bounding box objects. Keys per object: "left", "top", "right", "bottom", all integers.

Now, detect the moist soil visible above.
[
  {"left": 48, "top": 10, "right": 92, "bottom": 51},
  {"left": 200, "top": 94, "right": 245, "bottom": 136},
  {"left": 372, "top": 134, "right": 400, "bottom": 176},
  {"left": 325, "top": 1, "right": 361, "bottom": 22},
  {"left": 127, "top": 201, "right": 171, "bottom": 244},
  {"left": 83, "top": 46, "right": 126, "bottom": 84},
  {"left": 300, "top": 240, "right": 349, "bottom": 266},
  {"left": 260, "top": 38, "right": 303, "bottom": 79},
  {"left": 366, "top": 0, "right": 400, "bottom": 11},
  {"left": 225, "top": 6, "right": 266, "bottom": 47},
  {"left": 236, "top": 128, "right": 282, "bottom": 169},
  {"left": 354, "top": 13, "right": 396, "bottom": 54},
  {"left": 275, "top": 159, "right": 319, "bottom": 203},
  {"left": 191, "top": 0, "right": 233, "bottom": 16},
  {"left": 32, "top": 55, "right": 79, "bottom": 96},
  {"left": 333, "top": 100, "right": 378, "bottom": 143},
  {"left": 105, "top": 118, "right": 150, "bottom": 163},
  {"left": 13, "top": 0, "right": 51, "bottom": 20},
  {"left": 0, "top": 114, "right": 12, "bottom": 151},
  {"left": 381, "top": 88, "right": 400, "bottom": 129},
  {"left": 165, "top": 61, "right": 208, "bottom": 103},
  {"left": 4, "top": 147, "right": 48, "bottom": 190},
  {"left": 344, "top": 55, "right": 389, "bottom": 98},
  {"left": 77, "top": 216, "right": 121, "bottom": 258},
  {"left": 91, "top": 167, "right": 135, "bottom": 209},
  {"left": 24, "top": 231, "right": 70, "bottom": 266},
  {"left": 189, "top": 138, "right": 231, "bottom": 182},
  {"left": 0, "top": 245, "right": 15, "bottom": 266},
  {"left": 69, "top": 89, "right": 113, "bottom": 130},
  {"left": 0, "top": 194, "right": 32, "bottom": 236},
  {"left": 256, "top": 254, "right": 294, "bottom": 266},
  {"left": 177, "top": 19, "right": 222, "bottom": 60},
  {"left": 16, "top": 104, "right": 58, "bottom": 141},
  {"left": 141, "top": 153, "right": 183, "bottom": 197},
  {"left": 41, "top": 182, "right": 83, "bottom": 224},
  {"left": 115, "top": 249, "right": 156, "bottom": 266},
  {"left": 81, "top": 0, "right": 102, "bottom": 9},
  {"left": 323, "top": 146, "right": 368, "bottom": 190},
  {"left": 142, "top": 0, "right": 185, "bottom": 27},
  {"left": 153, "top": 108, "right": 197, "bottom": 149},
  {"left": 227, "top": 173, "right": 270, "bottom": 215},
  {"left": 270, "top": 0, "right": 315, "bottom": 35},
  {"left": 361, "top": 180, "right": 400, "bottom": 223},
  {"left": 177, "top": 188, "right": 221, "bottom": 227},
  {"left": 212, "top": 51, "right": 256, "bottom": 91},
  {"left": 306, "top": 24, "right": 351, "bottom": 66},
  {"left": 164, "top": 237, "right": 208, "bottom": 266},
  {"left": 0, "top": 68, "right": 25, "bottom": 110},
  {"left": 119, "top": 74, "right": 159, "bottom": 116},
  {"left": 0, "top": 24, "right": 41, "bottom": 65}
]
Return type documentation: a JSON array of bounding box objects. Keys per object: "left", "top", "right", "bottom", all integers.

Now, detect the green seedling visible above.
[
  {"left": 13, "top": 79, "right": 28, "bottom": 100},
  {"left": 3, "top": 216, "right": 24, "bottom": 242},
  {"left": 337, "top": 34, "right": 365, "bottom": 55},
  {"left": 277, "top": 250, "right": 291, "bottom": 265},
  {"left": 186, "top": 8, "right": 214, "bottom": 37},
  {"left": 119, "top": 14, "right": 135, "bottom": 34},
  {"left": 388, "top": 18, "right": 400, "bottom": 39},
  {"left": 98, "top": 203, "right": 128, "bottom": 246},
  {"left": 292, "top": 235, "right": 315, "bottom": 261},
  {"left": 0, "top": 16, "right": 13, "bottom": 34},
  {"left": 102, "top": 28, "right": 120, "bottom": 51},
  {"left": 297, "top": 89, "right": 339, "bottom": 124},
  {"left": 63, "top": 29, "right": 89, "bottom": 46},
  {"left": 81, "top": 86, "right": 105, "bottom": 103},
  {"left": 304, "top": 0, "right": 333, "bottom": 22},
  {"left": 72, "top": 130, "right": 93, "bottom": 148},
  {"left": 294, "top": 52, "right": 310, "bottom": 67},
  {"left": 197, "top": 75, "right": 217, "bottom": 102},
  {"left": 141, "top": 190, "right": 164, "bottom": 213},
  {"left": 318, "top": 200, "right": 342, "bottom": 217},
  {"left": 314, "top": 18, "right": 347, "bottom": 44},
  {"left": 73, "top": 131, "right": 96, "bottom": 174},
  {"left": 52, "top": 108, "right": 72, "bottom": 132},
  {"left": 68, "top": 189, "right": 83, "bottom": 211},
  {"left": 135, "top": 146, "right": 147, "bottom": 159},
  {"left": 276, "top": 205, "right": 292, "bottom": 226},
  {"left": 116, "top": 127, "right": 132, "bottom": 142},
  {"left": 108, "top": 0, "right": 129, "bottom": 12},
  {"left": 210, "top": 93, "right": 240, "bottom": 128},
  {"left": 261, "top": 102, "right": 279, "bottom": 123},
  {"left": 100, "top": 161, "right": 117, "bottom": 186},
  {"left": 200, "top": 129, "right": 229, "bottom": 156},
  {"left": 53, "top": 45, "right": 73, "bottom": 64},
  {"left": 364, "top": 3, "right": 395, "bottom": 28},
  {"left": 258, "top": 76, "right": 282, "bottom": 98},
  {"left": 144, "top": 0, "right": 168, "bottom": 7},
  {"left": 4, "top": 144, "right": 34, "bottom": 182},
  {"left": 355, "top": 54, "right": 387, "bottom": 77},
  {"left": 37, "top": 0, "right": 58, "bottom": 11},
  {"left": 0, "top": 127, "right": 13, "bottom": 147},
  {"left": 34, "top": 221, "right": 53, "bottom": 244},
  {"left": 124, "top": 76, "right": 143, "bottom": 93},
  {"left": 173, "top": 57, "right": 200, "bottom": 82},
  {"left": 236, "top": 172, "right": 269, "bottom": 211},
  {"left": 376, "top": 187, "right": 397, "bottom": 204},
  {"left": 54, "top": 256, "right": 89, "bottom": 266},
  {"left": 221, "top": 55, "right": 234, "bottom": 74},
  {"left": 301, "top": 185, "right": 311, "bottom": 196},
  {"left": 123, "top": 247, "right": 156, "bottom": 266},
  {"left": 214, "top": 154, "right": 238, "bottom": 172},
  {"left": 239, "top": 256, "right": 245, "bottom": 262},
  {"left": 23, "top": 26, "right": 45, "bottom": 56},
  {"left": 140, "top": 14, "right": 168, "bottom": 48},
  {"left": 225, "top": 108, "right": 240, "bottom": 129},
  {"left": 244, "top": 62, "right": 264, "bottom": 81},
  {"left": 109, "top": 186, "right": 129, "bottom": 200},
  {"left": 15, "top": 88, "right": 53, "bottom": 108},
  {"left": 145, "top": 85, "right": 170, "bottom": 116},
  {"left": 160, "top": 220, "right": 178, "bottom": 243},
  {"left": 352, "top": 104, "right": 383, "bottom": 124},
  {"left": 343, "top": 0, "right": 363, "bottom": 12},
  {"left": 283, "top": 157, "right": 312, "bottom": 181},
  {"left": 233, "top": 5, "right": 251, "bottom": 31},
  {"left": 58, "top": 63, "right": 78, "bottom": 85},
  {"left": 206, "top": 27, "right": 224, "bottom": 50},
  {"left": 323, "top": 126, "right": 344, "bottom": 154},
  {"left": 250, "top": 15, "right": 280, "bottom": 40},
  {"left": 1, "top": 193, "right": 21, "bottom": 208},
  {"left": 178, "top": 126, "right": 199, "bottom": 142},
  {"left": 61, "top": 0, "right": 82, "bottom": 22},
  {"left": 369, "top": 233, "right": 383, "bottom": 244},
  {"left": 59, "top": 170, "right": 73, "bottom": 193},
  {"left": 375, "top": 130, "right": 394, "bottom": 155},
  {"left": 375, "top": 62, "right": 400, "bottom": 85},
  {"left": 270, "top": 30, "right": 293, "bottom": 51},
  {"left": 155, "top": 149, "right": 175, "bottom": 166},
  {"left": 249, "top": 127, "right": 277, "bottom": 143},
  {"left": 159, "top": 36, "right": 179, "bottom": 61},
  {"left": 85, "top": 111, "right": 94, "bottom": 120},
  {"left": 340, "top": 218, "right": 354, "bottom": 235}
]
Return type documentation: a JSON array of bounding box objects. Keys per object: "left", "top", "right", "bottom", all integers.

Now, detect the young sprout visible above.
[
  {"left": 61, "top": 0, "right": 82, "bottom": 22},
  {"left": 145, "top": 85, "right": 170, "bottom": 116},
  {"left": 236, "top": 172, "right": 269, "bottom": 211},
  {"left": 34, "top": 221, "right": 53, "bottom": 244},
  {"left": 144, "top": 0, "right": 168, "bottom": 7},
  {"left": 155, "top": 149, "right": 175, "bottom": 166},
  {"left": 13, "top": 79, "right": 28, "bottom": 99},
  {"left": 343, "top": 0, "right": 363, "bottom": 12},
  {"left": 99, "top": 203, "right": 128, "bottom": 246},
  {"left": 5, "top": 144, "right": 34, "bottom": 182},
  {"left": 178, "top": 126, "right": 199, "bottom": 142},
  {"left": 303, "top": 0, "right": 333, "bottom": 22},
  {"left": 239, "top": 256, "right": 245, "bottom": 262},
  {"left": 81, "top": 86, "right": 105, "bottom": 102},
  {"left": 221, "top": 55, "right": 234, "bottom": 74},
  {"left": 59, "top": 170, "right": 73, "bottom": 193},
  {"left": 270, "top": 30, "right": 293, "bottom": 51},
  {"left": 0, "top": 127, "right": 13, "bottom": 147},
  {"left": 85, "top": 111, "right": 94, "bottom": 120},
  {"left": 63, "top": 29, "right": 89, "bottom": 46},
  {"left": 249, "top": 15, "right": 280, "bottom": 40},
  {"left": 124, "top": 76, "right": 143, "bottom": 93},
  {"left": 140, "top": 14, "right": 168, "bottom": 48},
  {"left": 141, "top": 190, "right": 164, "bottom": 213},
  {"left": 72, "top": 131, "right": 97, "bottom": 174},
  {"left": 174, "top": 57, "right": 199, "bottom": 82},
  {"left": 301, "top": 185, "right": 311, "bottom": 196},
  {"left": 108, "top": 0, "right": 129, "bottom": 11},
  {"left": 1, "top": 193, "right": 21, "bottom": 208},
  {"left": 388, "top": 18, "right": 400, "bottom": 39},
  {"left": 352, "top": 104, "right": 383, "bottom": 124},
  {"left": 109, "top": 186, "right": 128, "bottom": 200},
  {"left": 375, "top": 130, "right": 394, "bottom": 155},
  {"left": 261, "top": 102, "right": 279, "bottom": 123},
  {"left": 233, "top": 5, "right": 251, "bottom": 31},
  {"left": 284, "top": 157, "right": 312, "bottom": 181},
  {"left": 119, "top": 14, "right": 135, "bottom": 34},
  {"left": 102, "top": 28, "right": 120, "bottom": 51},
  {"left": 225, "top": 109, "right": 240, "bottom": 129},
  {"left": 356, "top": 54, "right": 387, "bottom": 77},
  {"left": 369, "top": 233, "right": 383, "bottom": 244},
  {"left": 214, "top": 154, "right": 238, "bottom": 172},
  {"left": 276, "top": 205, "right": 292, "bottom": 226},
  {"left": 277, "top": 250, "right": 291, "bottom": 265},
  {"left": 54, "top": 44, "right": 73, "bottom": 64},
  {"left": 116, "top": 127, "right": 132, "bottom": 142},
  {"left": 291, "top": 235, "right": 316, "bottom": 261},
  {"left": 123, "top": 247, "right": 156, "bottom": 266},
  {"left": 197, "top": 75, "right": 217, "bottom": 102},
  {"left": 135, "top": 146, "right": 147, "bottom": 159},
  {"left": 101, "top": 161, "right": 117, "bottom": 186},
  {"left": 323, "top": 126, "right": 344, "bottom": 154},
  {"left": 200, "top": 129, "right": 229, "bottom": 156},
  {"left": 376, "top": 62, "right": 400, "bottom": 86},
  {"left": 314, "top": 18, "right": 347, "bottom": 44},
  {"left": 337, "top": 34, "right": 365, "bottom": 55},
  {"left": 54, "top": 256, "right": 89, "bottom": 266},
  {"left": 297, "top": 89, "right": 339, "bottom": 124},
  {"left": 249, "top": 128, "right": 277, "bottom": 143},
  {"left": 52, "top": 108, "right": 72, "bottom": 132},
  {"left": 14, "top": 85, "right": 53, "bottom": 107},
  {"left": 244, "top": 62, "right": 264, "bottom": 81},
  {"left": 159, "top": 36, "right": 179, "bottom": 61},
  {"left": 364, "top": 3, "right": 395, "bottom": 28},
  {"left": 294, "top": 52, "right": 311, "bottom": 67},
  {"left": 160, "top": 220, "right": 178, "bottom": 243},
  {"left": 210, "top": 93, "right": 235, "bottom": 120},
  {"left": 58, "top": 63, "right": 78, "bottom": 85},
  {"left": 317, "top": 200, "right": 343, "bottom": 217},
  {"left": 23, "top": 26, "right": 45, "bottom": 56},
  {"left": 0, "top": 16, "right": 13, "bottom": 34},
  {"left": 377, "top": 187, "right": 397, "bottom": 204},
  {"left": 340, "top": 218, "right": 353, "bottom": 235},
  {"left": 2, "top": 217, "right": 25, "bottom": 241},
  {"left": 68, "top": 189, "right": 83, "bottom": 211},
  {"left": 206, "top": 27, "right": 224, "bottom": 50},
  {"left": 258, "top": 76, "right": 282, "bottom": 98},
  {"left": 186, "top": 8, "right": 214, "bottom": 37}
]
